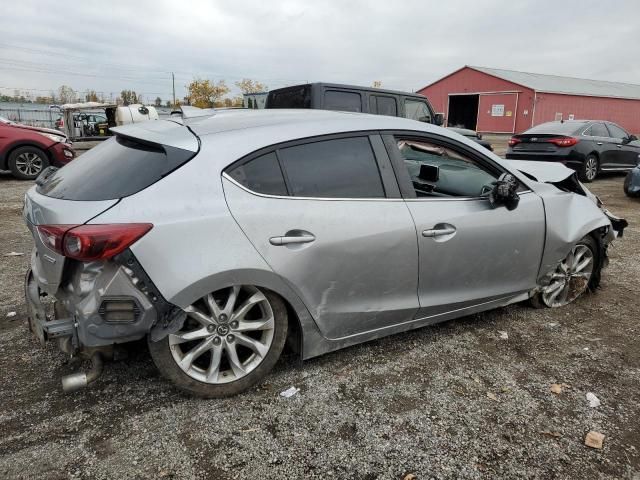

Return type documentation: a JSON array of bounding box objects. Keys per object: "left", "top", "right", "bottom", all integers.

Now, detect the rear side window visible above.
[
  {"left": 228, "top": 152, "right": 287, "bottom": 196},
  {"left": 369, "top": 95, "right": 398, "bottom": 116},
  {"left": 37, "top": 136, "right": 194, "bottom": 201},
  {"left": 278, "top": 137, "right": 384, "bottom": 198},
  {"left": 323, "top": 91, "right": 362, "bottom": 112},
  {"left": 267, "top": 86, "right": 311, "bottom": 108}
]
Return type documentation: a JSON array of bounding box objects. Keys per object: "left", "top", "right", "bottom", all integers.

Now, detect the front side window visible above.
[
  {"left": 404, "top": 99, "right": 432, "bottom": 123},
  {"left": 278, "top": 137, "right": 384, "bottom": 198},
  {"left": 607, "top": 123, "right": 628, "bottom": 139},
  {"left": 228, "top": 152, "right": 288, "bottom": 196},
  {"left": 395, "top": 138, "right": 498, "bottom": 198},
  {"left": 323, "top": 91, "right": 362, "bottom": 112}
]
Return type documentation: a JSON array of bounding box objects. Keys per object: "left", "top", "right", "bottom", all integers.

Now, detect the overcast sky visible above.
[{"left": 1, "top": 0, "right": 639, "bottom": 103}]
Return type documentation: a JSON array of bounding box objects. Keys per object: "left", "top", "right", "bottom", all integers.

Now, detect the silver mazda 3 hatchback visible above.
[{"left": 24, "top": 109, "right": 626, "bottom": 397}]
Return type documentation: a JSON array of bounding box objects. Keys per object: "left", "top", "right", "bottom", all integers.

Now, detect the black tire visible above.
[
  {"left": 148, "top": 288, "right": 288, "bottom": 398},
  {"left": 7, "top": 146, "right": 49, "bottom": 180},
  {"left": 530, "top": 234, "right": 601, "bottom": 308},
  {"left": 579, "top": 154, "right": 599, "bottom": 183}
]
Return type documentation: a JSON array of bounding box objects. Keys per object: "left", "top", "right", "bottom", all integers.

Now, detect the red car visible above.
[{"left": 0, "top": 116, "right": 75, "bottom": 180}]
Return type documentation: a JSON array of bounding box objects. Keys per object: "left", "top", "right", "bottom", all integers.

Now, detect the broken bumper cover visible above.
[
  {"left": 603, "top": 209, "right": 628, "bottom": 238},
  {"left": 24, "top": 249, "right": 184, "bottom": 352}
]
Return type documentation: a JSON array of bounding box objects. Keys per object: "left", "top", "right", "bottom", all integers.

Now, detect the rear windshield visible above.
[
  {"left": 525, "top": 122, "right": 586, "bottom": 135},
  {"left": 266, "top": 85, "right": 311, "bottom": 108},
  {"left": 37, "top": 135, "right": 195, "bottom": 200}
]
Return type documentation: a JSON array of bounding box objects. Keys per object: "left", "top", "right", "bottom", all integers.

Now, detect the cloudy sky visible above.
[{"left": 1, "top": 0, "right": 639, "bottom": 103}]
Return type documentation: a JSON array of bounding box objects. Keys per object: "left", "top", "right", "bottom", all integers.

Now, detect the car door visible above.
[
  {"left": 585, "top": 122, "right": 617, "bottom": 169},
  {"left": 383, "top": 132, "right": 546, "bottom": 320},
  {"left": 606, "top": 123, "right": 639, "bottom": 168},
  {"left": 222, "top": 133, "right": 420, "bottom": 340}
]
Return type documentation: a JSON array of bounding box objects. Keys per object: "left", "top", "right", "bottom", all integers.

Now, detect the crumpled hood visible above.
[
  {"left": 500, "top": 159, "right": 575, "bottom": 183},
  {"left": 13, "top": 123, "right": 68, "bottom": 139}
]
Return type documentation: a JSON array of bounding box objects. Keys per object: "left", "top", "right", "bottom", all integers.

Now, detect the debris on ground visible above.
[
  {"left": 585, "top": 431, "right": 605, "bottom": 449},
  {"left": 486, "top": 392, "right": 498, "bottom": 401},
  {"left": 279, "top": 386, "right": 300, "bottom": 398},
  {"left": 498, "top": 331, "right": 509, "bottom": 340},
  {"left": 550, "top": 383, "right": 562, "bottom": 394},
  {"left": 586, "top": 392, "right": 601, "bottom": 408},
  {"left": 403, "top": 474, "right": 417, "bottom": 480},
  {"left": 3, "top": 251, "right": 24, "bottom": 257},
  {"left": 6, "top": 311, "right": 16, "bottom": 318}
]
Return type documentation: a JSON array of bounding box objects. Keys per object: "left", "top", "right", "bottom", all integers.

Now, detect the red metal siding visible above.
[
  {"left": 477, "top": 93, "right": 518, "bottom": 133},
  {"left": 418, "top": 67, "right": 534, "bottom": 133},
  {"left": 533, "top": 93, "right": 640, "bottom": 134}
]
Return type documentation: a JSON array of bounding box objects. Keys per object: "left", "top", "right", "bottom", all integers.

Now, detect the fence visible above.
[{"left": 0, "top": 107, "right": 58, "bottom": 129}]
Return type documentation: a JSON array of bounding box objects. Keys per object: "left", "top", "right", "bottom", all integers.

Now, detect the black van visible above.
[{"left": 265, "top": 83, "right": 444, "bottom": 126}]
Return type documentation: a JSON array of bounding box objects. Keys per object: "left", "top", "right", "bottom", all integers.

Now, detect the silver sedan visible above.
[{"left": 24, "top": 109, "right": 626, "bottom": 397}]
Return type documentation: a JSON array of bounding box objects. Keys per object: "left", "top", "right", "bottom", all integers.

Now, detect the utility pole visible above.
[{"left": 172, "top": 72, "right": 176, "bottom": 107}]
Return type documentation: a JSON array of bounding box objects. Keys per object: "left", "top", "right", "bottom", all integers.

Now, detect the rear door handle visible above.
[
  {"left": 617, "top": 144, "right": 623, "bottom": 148},
  {"left": 269, "top": 234, "right": 316, "bottom": 246},
  {"left": 596, "top": 142, "right": 603, "bottom": 146},
  {"left": 422, "top": 226, "right": 456, "bottom": 237}
]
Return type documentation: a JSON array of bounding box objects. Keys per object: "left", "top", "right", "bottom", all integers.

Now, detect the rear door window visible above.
[
  {"left": 323, "top": 91, "right": 362, "bottom": 112},
  {"left": 227, "top": 152, "right": 288, "bottom": 196},
  {"left": 37, "top": 136, "right": 195, "bottom": 200},
  {"left": 404, "top": 99, "right": 432, "bottom": 123},
  {"left": 369, "top": 95, "right": 398, "bottom": 116},
  {"left": 590, "top": 123, "right": 609, "bottom": 137},
  {"left": 278, "top": 137, "right": 384, "bottom": 198}
]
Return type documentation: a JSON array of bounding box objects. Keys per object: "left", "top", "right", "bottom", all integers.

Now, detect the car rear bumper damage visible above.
[{"left": 25, "top": 248, "right": 186, "bottom": 391}]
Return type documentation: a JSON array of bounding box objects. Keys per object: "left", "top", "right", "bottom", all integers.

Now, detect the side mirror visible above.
[
  {"left": 489, "top": 173, "right": 520, "bottom": 210},
  {"left": 627, "top": 134, "right": 637, "bottom": 142},
  {"left": 434, "top": 113, "right": 444, "bottom": 126}
]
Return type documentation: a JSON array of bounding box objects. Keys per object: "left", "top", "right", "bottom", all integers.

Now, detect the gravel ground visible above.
[{"left": 0, "top": 163, "right": 639, "bottom": 479}]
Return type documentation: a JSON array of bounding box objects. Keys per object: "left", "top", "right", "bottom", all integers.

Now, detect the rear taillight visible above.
[
  {"left": 36, "top": 224, "right": 152, "bottom": 261},
  {"left": 548, "top": 137, "right": 579, "bottom": 147},
  {"left": 508, "top": 137, "right": 521, "bottom": 146}
]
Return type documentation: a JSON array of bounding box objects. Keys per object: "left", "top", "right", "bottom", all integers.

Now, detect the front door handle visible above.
[
  {"left": 617, "top": 144, "right": 623, "bottom": 148},
  {"left": 269, "top": 233, "right": 316, "bottom": 246},
  {"left": 596, "top": 142, "right": 603, "bottom": 146},
  {"left": 422, "top": 226, "right": 456, "bottom": 237}
]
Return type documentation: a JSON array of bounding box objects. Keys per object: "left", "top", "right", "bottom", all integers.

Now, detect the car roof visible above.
[{"left": 188, "top": 109, "right": 433, "bottom": 138}]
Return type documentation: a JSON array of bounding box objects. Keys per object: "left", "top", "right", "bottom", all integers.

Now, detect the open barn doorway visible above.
[{"left": 447, "top": 94, "right": 479, "bottom": 130}]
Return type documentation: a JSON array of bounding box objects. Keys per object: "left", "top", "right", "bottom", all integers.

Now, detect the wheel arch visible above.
[
  {"left": 167, "top": 268, "right": 326, "bottom": 360},
  {"left": 3, "top": 142, "right": 51, "bottom": 169}
]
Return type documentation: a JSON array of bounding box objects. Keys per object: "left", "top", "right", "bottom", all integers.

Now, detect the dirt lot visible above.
[{"left": 0, "top": 159, "right": 639, "bottom": 479}]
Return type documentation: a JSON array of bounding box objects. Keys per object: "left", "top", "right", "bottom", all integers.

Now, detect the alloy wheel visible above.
[
  {"left": 541, "top": 243, "right": 594, "bottom": 307},
  {"left": 15, "top": 152, "right": 44, "bottom": 177},
  {"left": 585, "top": 157, "right": 598, "bottom": 181},
  {"left": 169, "top": 285, "right": 275, "bottom": 384}
]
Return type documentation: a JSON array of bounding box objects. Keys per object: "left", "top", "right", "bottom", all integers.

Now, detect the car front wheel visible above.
[
  {"left": 8, "top": 146, "right": 49, "bottom": 180},
  {"left": 531, "top": 235, "right": 600, "bottom": 308},
  {"left": 148, "top": 285, "right": 288, "bottom": 398}
]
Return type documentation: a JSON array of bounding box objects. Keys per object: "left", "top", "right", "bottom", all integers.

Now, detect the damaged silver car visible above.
[{"left": 24, "top": 109, "right": 627, "bottom": 397}]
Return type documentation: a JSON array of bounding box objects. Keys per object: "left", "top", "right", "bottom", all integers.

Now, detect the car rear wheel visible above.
[
  {"left": 531, "top": 235, "right": 599, "bottom": 308},
  {"left": 148, "top": 285, "right": 288, "bottom": 398},
  {"left": 8, "top": 146, "right": 49, "bottom": 180},
  {"left": 579, "top": 154, "right": 599, "bottom": 183}
]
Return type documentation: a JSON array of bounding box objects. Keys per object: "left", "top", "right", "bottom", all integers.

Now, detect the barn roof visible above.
[{"left": 469, "top": 66, "right": 640, "bottom": 100}]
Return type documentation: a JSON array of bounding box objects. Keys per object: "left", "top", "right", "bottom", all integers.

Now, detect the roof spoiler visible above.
[{"left": 170, "top": 105, "right": 217, "bottom": 121}]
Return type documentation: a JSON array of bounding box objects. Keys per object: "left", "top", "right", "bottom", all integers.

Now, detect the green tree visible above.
[
  {"left": 120, "top": 90, "right": 139, "bottom": 106},
  {"left": 154, "top": 96, "right": 162, "bottom": 107}
]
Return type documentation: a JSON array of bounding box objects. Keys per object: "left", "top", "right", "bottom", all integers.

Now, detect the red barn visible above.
[{"left": 418, "top": 66, "right": 640, "bottom": 134}]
